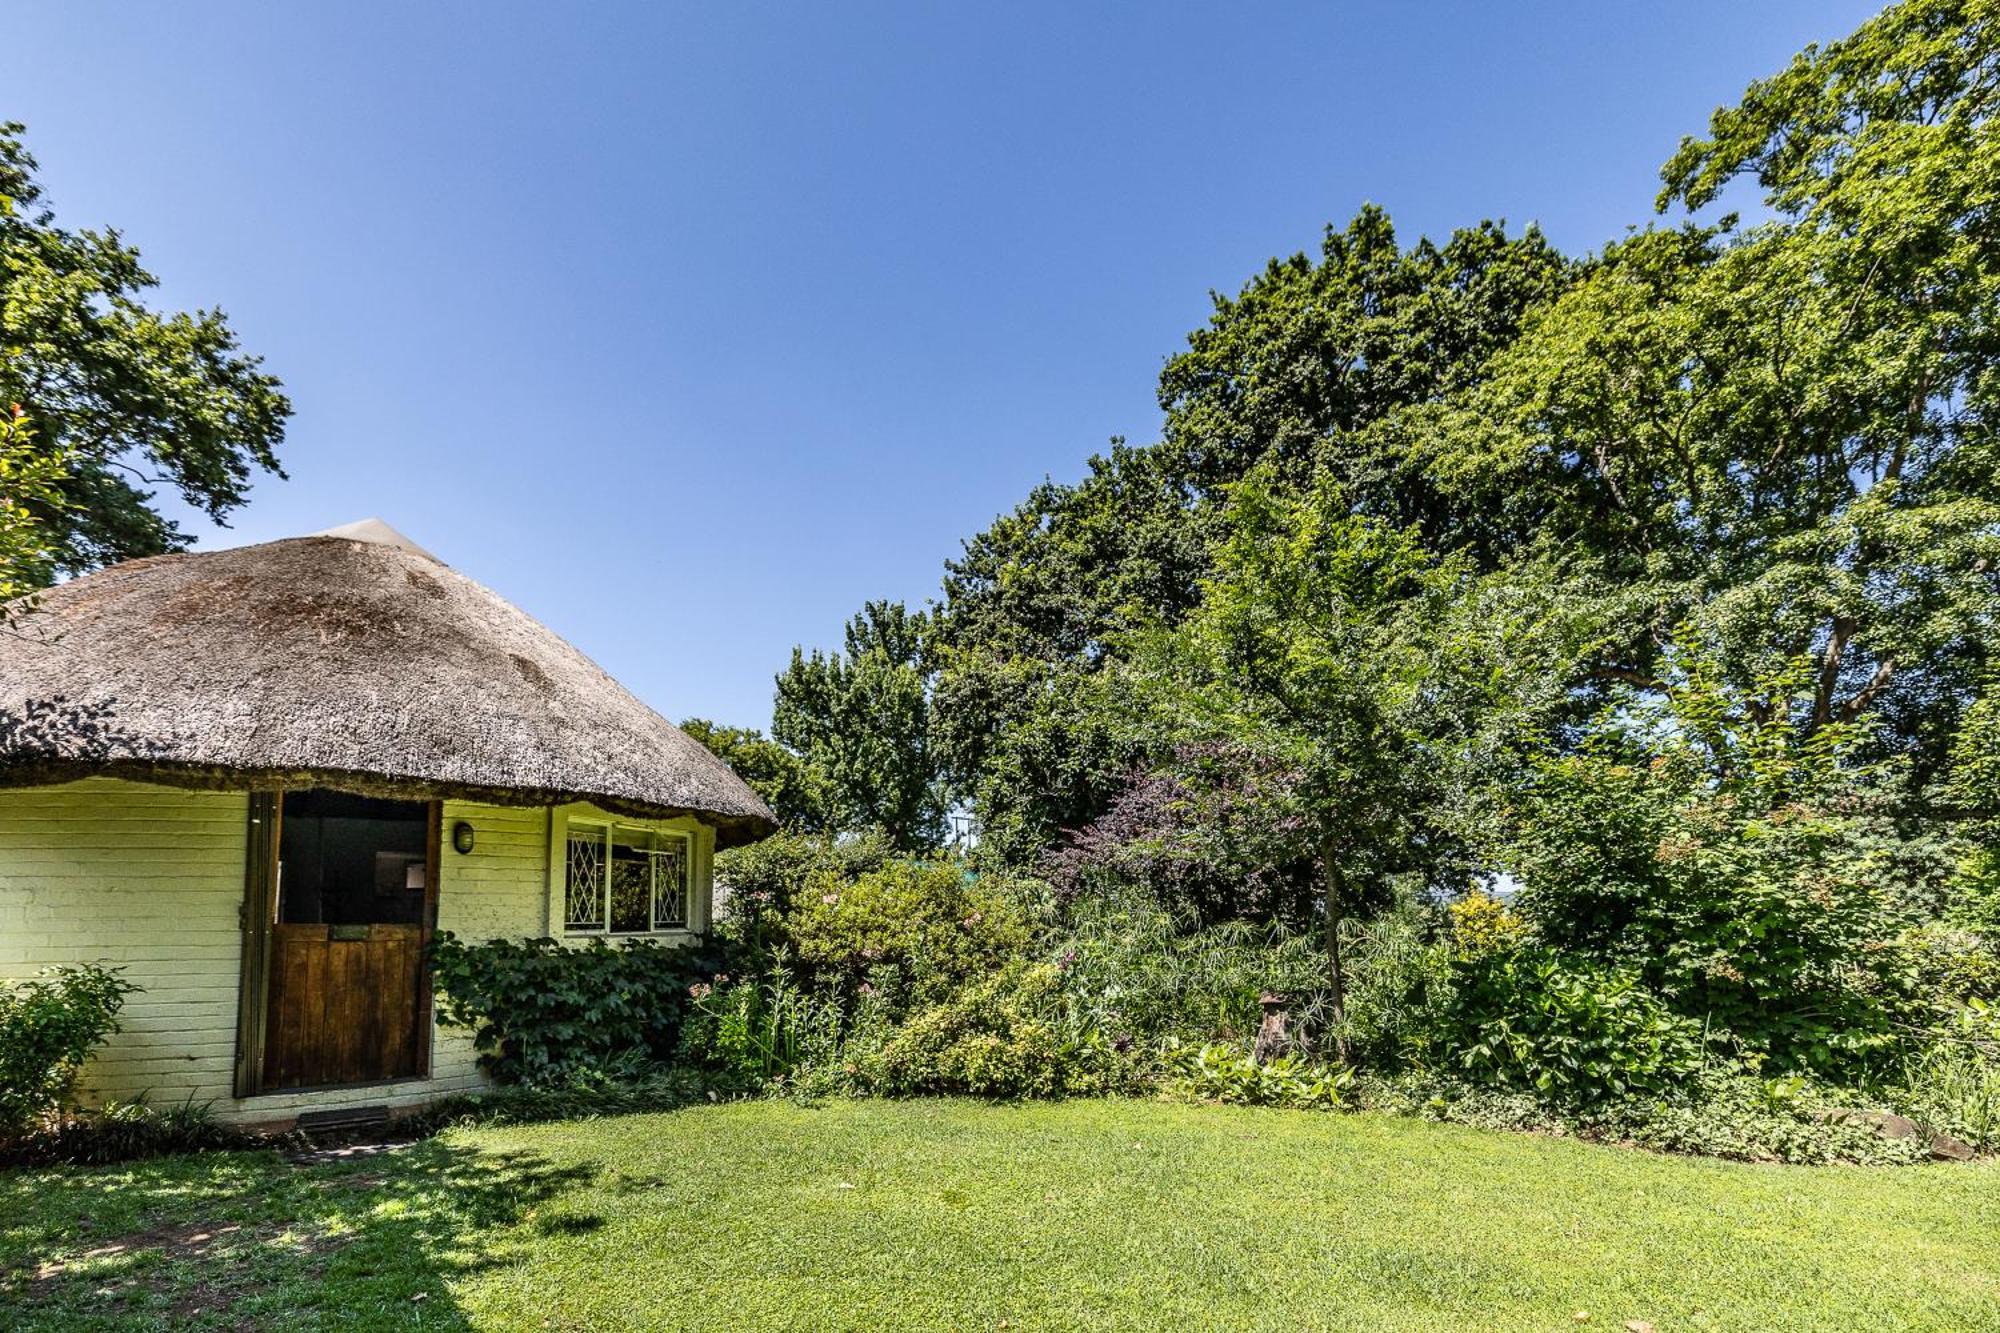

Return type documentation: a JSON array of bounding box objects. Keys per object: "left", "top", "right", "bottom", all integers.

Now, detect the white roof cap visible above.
[{"left": 313, "top": 518, "right": 443, "bottom": 565}]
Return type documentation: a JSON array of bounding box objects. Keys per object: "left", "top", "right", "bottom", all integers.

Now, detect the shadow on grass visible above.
[{"left": 0, "top": 1136, "right": 600, "bottom": 1330}]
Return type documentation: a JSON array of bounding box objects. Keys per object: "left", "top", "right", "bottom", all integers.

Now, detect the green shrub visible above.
[
  {"left": 1338, "top": 899, "right": 1451, "bottom": 1068},
  {"left": 1416, "top": 945, "right": 1704, "bottom": 1105},
  {"left": 1898, "top": 924, "right": 2000, "bottom": 1013},
  {"left": 1504, "top": 702, "right": 1945, "bottom": 1076},
  {"left": 0, "top": 964, "right": 140, "bottom": 1135},
  {"left": 713, "top": 829, "right": 893, "bottom": 957},
  {"left": 1364, "top": 1069, "right": 1932, "bottom": 1166},
  {"left": 1894, "top": 1041, "right": 2000, "bottom": 1153},
  {"left": 1943, "top": 676, "right": 2000, "bottom": 934},
  {"left": 874, "top": 963, "right": 1126, "bottom": 1099},
  {"left": 429, "top": 933, "right": 724, "bottom": 1087},
  {"left": 1162, "top": 1041, "right": 1352, "bottom": 1110},
  {"left": 788, "top": 859, "right": 1031, "bottom": 1010},
  {"left": 1946, "top": 853, "right": 2000, "bottom": 934},
  {"left": 804, "top": 972, "right": 902, "bottom": 1095},
  {"left": 1888, "top": 999, "right": 2000, "bottom": 1152}
]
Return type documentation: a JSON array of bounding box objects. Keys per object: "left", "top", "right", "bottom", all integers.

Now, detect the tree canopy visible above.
[
  {"left": 0, "top": 123, "right": 289, "bottom": 577},
  {"left": 771, "top": 600, "right": 945, "bottom": 851},
  {"left": 0, "top": 407, "right": 64, "bottom": 616}
]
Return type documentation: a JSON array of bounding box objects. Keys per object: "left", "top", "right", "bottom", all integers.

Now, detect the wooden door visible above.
[
  {"left": 237, "top": 791, "right": 438, "bottom": 1094},
  {"left": 261, "top": 923, "right": 427, "bottom": 1089}
]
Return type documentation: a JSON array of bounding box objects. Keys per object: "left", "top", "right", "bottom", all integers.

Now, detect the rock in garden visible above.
[
  {"left": 1928, "top": 1134, "right": 1976, "bottom": 1162},
  {"left": 1821, "top": 1108, "right": 1920, "bottom": 1139}
]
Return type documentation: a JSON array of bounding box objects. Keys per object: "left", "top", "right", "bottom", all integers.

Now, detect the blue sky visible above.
[{"left": 12, "top": 2, "right": 1882, "bottom": 729}]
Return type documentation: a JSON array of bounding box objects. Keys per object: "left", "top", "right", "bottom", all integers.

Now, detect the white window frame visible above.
[{"left": 561, "top": 818, "right": 693, "bottom": 936}]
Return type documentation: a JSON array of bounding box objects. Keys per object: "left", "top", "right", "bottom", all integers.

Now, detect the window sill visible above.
[{"left": 560, "top": 928, "right": 700, "bottom": 941}]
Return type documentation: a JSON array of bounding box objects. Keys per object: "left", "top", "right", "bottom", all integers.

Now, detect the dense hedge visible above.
[{"left": 430, "top": 933, "right": 724, "bottom": 1086}]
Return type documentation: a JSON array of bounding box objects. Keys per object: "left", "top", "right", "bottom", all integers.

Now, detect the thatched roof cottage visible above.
[{"left": 0, "top": 519, "right": 772, "bottom": 1128}]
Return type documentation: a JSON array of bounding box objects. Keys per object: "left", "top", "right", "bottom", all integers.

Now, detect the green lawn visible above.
[{"left": 2, "top": 1099, "right": 1996, "bottom": 1331}]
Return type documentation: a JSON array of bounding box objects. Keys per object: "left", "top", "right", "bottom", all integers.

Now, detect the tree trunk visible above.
[{"left": 1321, "top": 839, "right": 1350, "bottom": 1065}]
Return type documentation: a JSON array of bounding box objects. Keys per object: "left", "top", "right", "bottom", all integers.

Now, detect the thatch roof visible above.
[{"left": 0, "top": 522, "right": 776, "bottom": 846}]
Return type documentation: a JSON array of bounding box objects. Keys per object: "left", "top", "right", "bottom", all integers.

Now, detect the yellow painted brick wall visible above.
[
  {"left": 0, "top": 779, "right": 249, "bottom": 1109},
  {"left": 0, "top": 779, "right": 715, "bottom": 1124}
]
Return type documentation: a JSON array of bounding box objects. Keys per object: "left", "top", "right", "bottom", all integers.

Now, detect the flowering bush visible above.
[
  {"left": 1038, "top": 744, "right": 1323, "bottom": 929},
  {"left": 677, "top": 961, "right": 846, "bottom": 1087}
]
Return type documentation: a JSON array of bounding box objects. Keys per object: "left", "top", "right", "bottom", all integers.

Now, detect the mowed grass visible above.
[{"left": 2, "top": 1099, "right": 1997, "bottom": 1331}]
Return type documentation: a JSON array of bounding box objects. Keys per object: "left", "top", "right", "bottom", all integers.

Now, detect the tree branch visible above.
[
  {"left": 1837, "top": 656, "right": 1897, "bottom": 723},
  {"left": 1591, "top": 664, "right": 1666, "bottom": 692},
  {"left": 1811, "top": 615, "right": 1855, "bottom": 731}
]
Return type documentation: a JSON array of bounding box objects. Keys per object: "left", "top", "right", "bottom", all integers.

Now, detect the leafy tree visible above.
[
  {"left": 930, "top": 444, "right": 1204, "bottom": 864},
  {"left": 931, "top": 653, "right": 1148, "bottom": 869},
  {"left": 1423, "top": 0, "right": 2000, "bottom": 790},
  {"left": 679, "top": 717, "right": 824, "bottom": 830},
  {"left": 1157, "top": 207, "right": 1571, "bottom": 524},
  {"left": 0, "top": 123, "right": 289, "bottom": 575},
  {"left": 939, "top": 441, "right": 1210, "bottom": 669},
  {"left": 1135, "top": 469, "right": 1491, "bottom": 1057},
  {"left": 766, "top": 4, "right": 2000, "bottom": 1093},
  {"left": 0, "top": 142, "right": 69, "bottom": 619},
  {"left": 1657, "top": 0, "right": 2000, "bottom": 781},
  {"left": 772, "top": 600, "right": 945, "bottom": 850},
  {"left": 932, "top": 213, "right": 1569, "bottom": 864}
]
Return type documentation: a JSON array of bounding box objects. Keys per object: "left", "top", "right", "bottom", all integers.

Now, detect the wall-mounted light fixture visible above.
[{"left": 451, "top": 820, "right": 476, "bottom": 855}]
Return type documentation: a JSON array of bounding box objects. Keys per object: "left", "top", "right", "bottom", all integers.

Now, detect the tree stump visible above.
[{"left": 1251, "top": 991, "right": 1291, "bottom": 1064}]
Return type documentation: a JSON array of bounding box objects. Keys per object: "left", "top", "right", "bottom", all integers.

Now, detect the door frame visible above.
[{"left": 232, "top": 789, "right": 442, "bottom": 1098}]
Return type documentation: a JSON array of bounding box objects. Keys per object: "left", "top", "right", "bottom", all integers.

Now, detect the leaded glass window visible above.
[
  {"left": 564, "top": 825, "right": 604, "bottom": 930},
  {"left": 651, "top": 840, "right": 689, "bottom": 928},
  {"left": 562, "top": 819, "right": 694, "bottom": 934}
]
